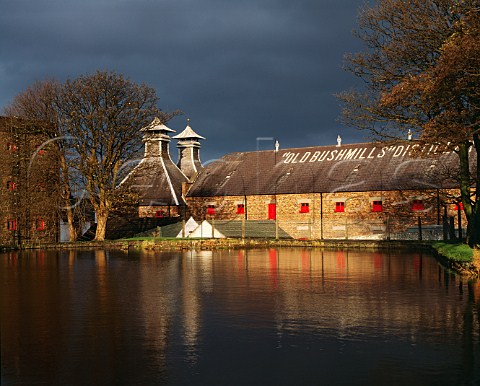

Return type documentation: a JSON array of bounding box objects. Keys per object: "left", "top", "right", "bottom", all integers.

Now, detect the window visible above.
[
  {"left": 7, "top": 181, "right": 17, "bottom": 190},
  {"left": 268, "top": 203, "right": 276, "bottom": 220},
  {"left": 236, "top": 204, "right": 245, "bottom": 214},
  {"left": 412, "top": 199, "right": 424, "bottom": 211},
  {"left": 7, "top": 219, "right": 17, "bottom": 231},
  {"left": 35, "top": 144, "right": 45, "bottom": 155},
  {"left": 36, "top": 218, "right": 45, "bottom": 231},
  {"left": 207, "top": 205, "right": 215, "bottom": 215},
  {"left": 155, "top": 210, "right": 165, "bottom": 218},
  {"left": 7, "top": 143, "right": 17, "bottom": 152},
  {"left": 372, "top": 200, "right": 383, "bottom": 212},
  {"left": 334, "top": 202, "right": 345, "bottom": 212},
  {"left": 300, "top": 203, "right": 309, "bottom": 213}
]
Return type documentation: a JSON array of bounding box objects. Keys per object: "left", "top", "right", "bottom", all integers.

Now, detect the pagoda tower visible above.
[
  {"left": 121, "top": 117, "right": 188, "bottom": 218},
  {"left": 141, "top": 116, "right": 176, "bottom": 158},
  {"left": 173, "top": 119, "right": 206, "bottom": 181}
]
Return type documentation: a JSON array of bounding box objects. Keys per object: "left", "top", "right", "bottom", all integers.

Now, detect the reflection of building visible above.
[{"left": 0, "top": 117, "right": 59, "bottom": 246}]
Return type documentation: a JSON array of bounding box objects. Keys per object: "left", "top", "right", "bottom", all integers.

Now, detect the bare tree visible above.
[
  {"left": 57, "top": 71, "right": 180, "bottom": 241},
  {"left": 6, "top": 71, "right": 180, "bottom": 241},
  {"left": 338, "top": 0, "right": 480, "bottom": 246}
]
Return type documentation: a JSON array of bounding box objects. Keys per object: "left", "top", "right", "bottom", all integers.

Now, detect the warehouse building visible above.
[{"left": 185, "top": 139, "right": 467, "bottom": 240}]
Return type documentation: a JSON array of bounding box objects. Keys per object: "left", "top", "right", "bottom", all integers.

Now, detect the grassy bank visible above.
[
  {"left": 432, "top": 242, "right": 473, "bottom": 263},
  {"left": 431, "top": 241, "right": 479, "bottom": 277}
]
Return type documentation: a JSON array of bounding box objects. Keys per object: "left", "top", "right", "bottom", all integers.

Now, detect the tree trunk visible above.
[
  {"left": 465, "top": 135, "right": 480, "bottom": 248},
  {"left": 467, "top": 212, "right": 480, "bottom": 248},
  {"left": 59, "top": 152, "right": 77, "bottom": 242},
  {"left": 457, "top": 142, "right": 474, "bottom": 245},
  {"left": 95, "top": 209, "right": 108, "bottom": 241},
  {"left": 66, "top": 204, "right": 77, "bottom": 242}
]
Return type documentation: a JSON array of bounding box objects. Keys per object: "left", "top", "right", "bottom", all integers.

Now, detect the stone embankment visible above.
[{"left": 3, "top": 238, "right": 434, "bottom": 251}]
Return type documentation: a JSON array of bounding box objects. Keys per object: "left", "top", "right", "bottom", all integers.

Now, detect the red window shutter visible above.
[
  {"left": 334, "top": 202, "right": 345, "bottom": 212},
  {"left": 155, "top": 210, "right": 164, "bottom": 218},
  {"left": 35, "top": 144, "right": 45, "bottom": 155},
  {"left": 268, "top": 203, "right": 276, "bottom": 220},
  {"left": 37, "top": 219, "right": 45, "bottom": 231},
  {"left": 412, "top": 200, "right": 424, "bottom": 211},
  {"left": 454, "top": 202, "right": 464, "bottom": 211},
  {"left": 7, "top": 219, "right": 17, "bottom": 231},
  {"left": 207, "top": 205, "right": 215, "bottom": 215},
  {"left": 372, "top": 201, "right": 383, "bottom": 212},
  {"left": 236, "top": 204, "right": 245, "bottom": 214},
  {"left": 300, "top": 203, "right": 309, "bottom": 213}
]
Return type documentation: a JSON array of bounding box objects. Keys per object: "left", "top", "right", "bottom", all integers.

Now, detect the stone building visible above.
[
  {"left": 121, "top": 118, "right": 205, "bottom": 218},
  {"left": 0, "top": 116, "right": 60, "bottom": 246},
  {"left": 185, "top": 141, "right": 468, "bottom": 239},
  {"left": 112, "top": 117, "right": 470, "bottom": 240}
]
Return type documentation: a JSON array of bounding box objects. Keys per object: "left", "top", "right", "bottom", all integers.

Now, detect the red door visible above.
[{"left": 268, "top": 203, "right": 276, "bottom": 220}]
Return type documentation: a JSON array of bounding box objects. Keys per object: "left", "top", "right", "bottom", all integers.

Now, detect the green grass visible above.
[{"left": 432, "top": 241, "right": 473, "bottom": 263}]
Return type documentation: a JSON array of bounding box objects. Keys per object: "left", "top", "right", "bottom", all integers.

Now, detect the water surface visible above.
[{"left": 1, "top": 248, "right": 479, "bottom": 385}]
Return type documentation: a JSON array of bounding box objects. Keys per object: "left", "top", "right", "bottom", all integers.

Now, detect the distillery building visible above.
[
  {"left": 121, "top": 117, "right": 205, "bottom": 219},
  {"left": 0, "top": 116, "right": 60, "bottom": 246},
  {"left": 185, "top": 139, "right": 467, "bottom": 240},
  {"left": 118, "top": 117, "right": 468, "bottom": 240}
]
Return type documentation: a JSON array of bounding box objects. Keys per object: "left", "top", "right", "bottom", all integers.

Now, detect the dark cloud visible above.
[{"left": 0, "top": 0, "right": 367, "bottom": 161}]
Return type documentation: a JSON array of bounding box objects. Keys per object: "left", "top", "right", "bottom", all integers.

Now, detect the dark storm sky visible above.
[{"left": 0, "top": 0, "right": 368, "bottom": 162}]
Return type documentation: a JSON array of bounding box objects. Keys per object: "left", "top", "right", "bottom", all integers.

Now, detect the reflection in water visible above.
[{"left": 1, "top": 248, "right": 480, "bottom": 385}]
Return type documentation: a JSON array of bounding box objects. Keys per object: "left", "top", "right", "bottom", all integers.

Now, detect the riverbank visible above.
[
  {"left": 431, "top": 241, "right": 479, "bottom": 278},
  {"left": 2, "top": 238, "right": 435, "bottom": 252},
  {"left": 2, "top": 237, "right": 478, "bottom": 278}
]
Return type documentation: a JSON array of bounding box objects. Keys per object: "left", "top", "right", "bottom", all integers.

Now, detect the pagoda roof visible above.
[
  {"left": 140, "top": 117, "right": 175, "bottom": 133},
  {"left": 172, "top": 124, "right": 205, "bottom": 140}
]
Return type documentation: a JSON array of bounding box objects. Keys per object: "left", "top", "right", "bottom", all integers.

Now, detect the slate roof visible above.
[
  {"left": 121, "top": 117, "right": 189, "bottom": 206},
  {"left": 124, "top": 158, "right": 188, "bottom": 206},
  {"left": 187, "top": 141, "right": 470, "bottom": 197},
  {"left": 140, "top": 117, "right": 175, "bottom": 133},
  {"left": 172, "top": 124, "right": 206, "bottom": 140}
]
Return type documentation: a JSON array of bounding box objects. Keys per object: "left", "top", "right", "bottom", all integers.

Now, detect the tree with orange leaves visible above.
[{"left": 338, "top": 0, "right": 480, "bottom": 246}]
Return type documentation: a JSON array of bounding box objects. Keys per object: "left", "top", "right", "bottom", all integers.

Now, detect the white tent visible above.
[
  {"left": 188, "top": 220, "right": 225, "bottom": 238},
  {"left": 176, "top": 216, "right": 199, "bottom": 238}
]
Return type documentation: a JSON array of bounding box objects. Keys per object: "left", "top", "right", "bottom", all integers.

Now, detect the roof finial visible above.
[
  {"left": 407, "top": 129, "right": 412, "bottom": 141},
  {"left": 275, "top": 140, "right": 279, "bottom": 153},
  {"left": 337, "top": 135, "right": 342, "bottom": 147}
]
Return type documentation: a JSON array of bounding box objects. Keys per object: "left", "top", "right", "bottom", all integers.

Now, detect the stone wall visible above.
[
  {"left": 185, "top": 188, "right": 466, "bottom": 239},
  {"left": 0, "top": 120, "right": 60, "bottom": 246}
]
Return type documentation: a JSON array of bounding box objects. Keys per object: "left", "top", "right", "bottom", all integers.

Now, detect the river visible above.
[{"left": 1, "top": 248, "right": 479, "bottom": 385}]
